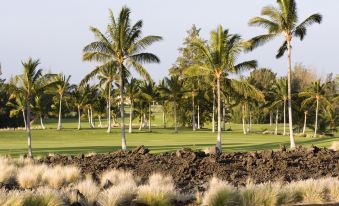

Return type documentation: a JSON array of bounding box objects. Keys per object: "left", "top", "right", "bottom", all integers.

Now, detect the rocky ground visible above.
[{"left": 39, "top": 145, "right": 339, "bottom": 193}]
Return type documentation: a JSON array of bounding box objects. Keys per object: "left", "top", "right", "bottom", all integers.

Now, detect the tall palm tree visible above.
[
  {"left": 80, "top": 62, "right": 118, "bottom": 133},
  {"left": 190, "top": 26, "right": 257, "bottom": 151},
  {"left": 126, "top": 78, "right": 140, "bottom": 133},
  {"left": 139, "top": 81, "right": 158, "bottom": 132},
  {"left": 299, "top": 80, "right": 331, "bottom": 137},
  {"left": 271, "top": 78, "right": 288, "bottom": 135},
  {"left": 159, "top": 76, "right": 183, "bottom": 133},
  {"left": 12, "top": 58, "right": 52, "bottom": 158},
  {"left": 72, "top": 85, "right": 89, "bottom": 130},
  {"left": 53, "top": 74, "right": 72, "bottom": 130},
  {"left": 83, "top": 7, "right": 162, "bottom": 150},
  {"left": 158, "top": 79, "right": 169, "bottom": 129},
  {"left": 247, "top": 0, "right": 322, "bottom": 147}
]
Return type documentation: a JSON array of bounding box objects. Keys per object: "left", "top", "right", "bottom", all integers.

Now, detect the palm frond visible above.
[{"left": 294, "top": 13, "right": 322, "bottom": 40}]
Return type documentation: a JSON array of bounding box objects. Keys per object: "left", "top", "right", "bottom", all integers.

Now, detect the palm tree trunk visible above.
[
  {"left": 249, "top": 111, "right": 252, "bottom": 133},
  {"left": 78, "top": 106, "right": 81, "bottom": 130},
  {"left": 163, "top": 105, "right": 167, "bottom": 129},
  {"left": 174, "top": 99, "right": 178, "bottom": 133},
  {"left": 216, "top": 77, "right": 222, "bottom": 151},
  {"left": 90, "top": 106, "right": 94, "bottom": 128},
  {"left": 192, "top": 94, "right": 196, "bottom": 131},
  {"left": 22, "top": 109, "right": 27, "bottom": 130},
  {"left": 247, "top": 105, "right": 250, "bottom": 133},
  {"left": 148, "top": 103, "right": 151, "bottom": 132},
  {"left": 212, "top": 87, "right": 215, "bottom": 133},
  {"left": 129, "top": 101, "right": 133, "bottom": 133},
  {"left": 197, "top": 102, "right": 201, "bottom": 129},
  {"left": 107, "top": 83, "right": 111, "bottom": 133},
  {"left": 222, "top": 101, "right": 226, "bottom": 131},
  {"left": 283, "top": 99, "right": 286, "bottom": 136},
  {"left": 87, "top": 109, "right": 91, "bottom": 127},
  {"left": 270, "top": 111, "right": 273, "bottom": 126},
  {"left": 287, "top": 39, "right": 295, "bottom": 148},
  {"left": 26, "top": 102, "right": 32, "bottom": 158},
  {"left": 139, "top": 115, "right": 143, "bottom": 131},
  {"left": 98, "top": 115, "right": 102, "bottom": 128},
  {"left": 242, "top": 104, "right": 247, "bottom": 135},
  {"left": 57, "top": 95, "right": 62, "bottom": 130},
  {"left": 303, "top": 111, "right": 307, "bottom": 134},
  {"left": 120, "top": 72, "right": 127, "bottom": 150},
  {"left": 40, "top": 115, "right": 45, "bottom": 130},
  {"left": 275, "top": 108, "right": 279, "bottom": 135},
  {"left": 314, "top": 98, "right": 319, "bottom": 137}
]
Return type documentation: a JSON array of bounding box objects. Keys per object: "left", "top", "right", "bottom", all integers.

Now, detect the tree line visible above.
[{"left": 0, "top": 1, "right": 338, "bottom": 157}]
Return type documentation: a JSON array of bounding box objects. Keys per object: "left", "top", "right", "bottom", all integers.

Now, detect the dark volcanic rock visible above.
[{"left": 38, "top": 146, "right": 339, "bottom": 193}]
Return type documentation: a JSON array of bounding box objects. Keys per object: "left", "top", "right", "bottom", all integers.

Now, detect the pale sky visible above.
[{"left": 1, "top": 0, "right": 338, "bottom": 83}]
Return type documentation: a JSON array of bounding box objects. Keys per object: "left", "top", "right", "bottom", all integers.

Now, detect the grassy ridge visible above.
[{"left": 0, "top": 115, "right": 338, "bottom": 157}]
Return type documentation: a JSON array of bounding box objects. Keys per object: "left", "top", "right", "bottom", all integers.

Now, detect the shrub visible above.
[
  {"left": 0, "top": 158, "right": 17, "bottom": 184},
  {"left": 277, "top": 182, "right": 303, "bottom": 205},
  {"left": 42, "top": 165, "right": 80, "bottom": 188},
  {"left": 202, "top": 177, "right": 239, "bottom": 206},
  {"left": 295, "top": 179, "right": 327, "bottom": 203}
]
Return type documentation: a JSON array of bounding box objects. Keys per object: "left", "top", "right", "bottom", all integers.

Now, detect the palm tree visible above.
[
  {"left": 80, "top": 62, "right": 118, "bottom": 133},
  {"left": 7, "top": 92, "right": 27, "bottom": 129},
  {"left": 299, "top": 80, "right": 331, "bottom": 137},
  {"left": 271, "top": 78, "right": 288, "bottom": 135},
  {"left": 72, "top": 85, "right": 89, "bottom": 130},
  {"left": 53, "top": 74, "right": 72, "bottom": 130},
  {"left": 302, "top": 110, "right": 308, "bottom": 134},
  {"left": 190, "top": 26, "right": 257, "bottom": 151},
  {"left": 139, "top": 81, "right": 158, "bottom": 132},
  {"left": 33, "top": 95, "right": 46, "bottom": 129},
  {"left": 158, "top": 79, "right": 169, "bottom": 129},
  {"left": 12, "top": 58, "right": 52, "bottom": 158},
  {"left": 83, "top": 7, "right": 162, "bottom": 150},
  {"left": 126, "top": 78, "right": 140, "bottom": 133},
  {"left": 247, "top": 0, "right": 322, "bottom": 147},
  {"left": 159, "top": 76, "right": 183, "bottom": 133}
]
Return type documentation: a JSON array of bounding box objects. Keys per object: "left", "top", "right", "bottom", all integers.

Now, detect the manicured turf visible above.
[{"left": 0, "top": 116, "right": 338, "bottom": 157}]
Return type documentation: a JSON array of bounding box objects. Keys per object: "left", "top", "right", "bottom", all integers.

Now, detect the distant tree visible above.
[
  {"left": 126, "top": 78, "right": 140, "bottom": 133},
  {"left": 271, "top": 78, "right": 288, "bottom": 135},
  {"left": 83, "top": 7, "right": 162, "bottom": 150},
  {"left": 299, "top": 80, "right": 331, "bottom": 137},
  {"left": 189, "top": 26, "right": 257, "bottom": 151},
  {"left": 159, "top": 76, "right": 184, "bottom": 133},
  {"left": 72, "top": 85, "right": 89, "bottom": 130},
  {"left": 248, "top": 0, "right": 322, "bottom": 148},
  {"left": 52, "top": 74, "right": 73, "bottom": 130}
]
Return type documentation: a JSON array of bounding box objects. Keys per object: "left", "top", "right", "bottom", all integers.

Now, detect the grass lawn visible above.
[{"left": 0, "top": 114, "right": 338, "bottom": 157}]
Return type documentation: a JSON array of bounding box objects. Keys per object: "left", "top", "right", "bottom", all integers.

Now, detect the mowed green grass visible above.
[{"left": 0, "top": 109, "right": 338, "bottom": 157}]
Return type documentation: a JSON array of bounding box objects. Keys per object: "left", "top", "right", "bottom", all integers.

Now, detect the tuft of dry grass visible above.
[
  {"left": 202, "top": 177, "right": 239, "bottom": 206},
  {"left": 100, "top": 169, "right": 136, "bottom": 187},
  {"left": 0, "top": 158, "right": 17, "bottom": 184},
  {"left": 137, "top": 173, "right": 178, "bottom": 206},
  {"left": 17, "top": 164, "right": 47, "bottom": 189},
  {"left": 330, "top": 141, "right": 339, "bottom": 151},
  {"left": 98, "top": 181, "right": 137, "bottom": 206},
  {"left": 239, "top": 182, "right": 280, "bottom": 206},
  {"left": 42, "top": 165, "right": 81, "bottom": 188},
  {"left": 75, "top": 176, "right": 100, "bottom": 206}
]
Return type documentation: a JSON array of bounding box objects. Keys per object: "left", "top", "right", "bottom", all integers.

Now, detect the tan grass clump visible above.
[
  {"left": 239, "top": 182, "right": 280, "bottom": 206},
  {"left": 100, "top": 169, "right": 136, "bottom": 187},
  {"left": 330, "top": 141, "right": 339, "bottom": 151},
  {"left": 0, "top": 158, "right": 17, "bottom": 184},
  {"left": 293, "top": 179, "right": 328, "bottom": 204},
  {"left": 137, "top": 173, "right": 177, "bottom": 206},
  {"left": 98, "top": 181, "right": 137, "bottom": 206},
  {"left": 75, "top": 176, "right": 100, "bottom": 206},
  {"left": 42, "top": 165, "right": 80, "bottom": 188},
  {"left": 17, "top": 164, "right": 47, "bottom": 189},
  {"left": 202, "top": 177, "right": 239, "bottom": 206}
]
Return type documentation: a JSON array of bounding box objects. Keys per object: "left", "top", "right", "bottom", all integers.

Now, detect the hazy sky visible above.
[{"left": 1, "top": 0, "right": 338, "bottom": 83}]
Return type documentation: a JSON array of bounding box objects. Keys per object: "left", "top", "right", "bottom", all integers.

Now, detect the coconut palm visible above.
[
  {"left": 247, "top": 0, "right": 322, "bottom": 147},
  {"left": 126, "top": 78, "right": 140, "bottom": 133},
  {"left": 299, "top": 80, "right": 331, "bottom": 137},
  {"left": 72, "top": 85, "right": 90, "bottom": 130},
  {"left": 7, "top": 92, "right": 27, "bottom": 129},
  {"left": 271, "top": 78, "right": 288, "bottom": 135},
  {"left": 158, "top": 79, "right": 169, "bottom": 129},
  {"left": 80, "top": 62, "right": 118, "bottom": 133},
  {"left": 53, "top": 74, "right": 72, "bottom": 130},
  {"left": 159, "top": 76, "right": 184, "bottom": 133},
  {"left": 12, "top": 58, "right": 53, "bottom": 158},
  {"left": 32, "top": 95, "right": 46, "bottom": 129},
  {"left": 189, "top": 26, "right": 257, "bottom": 151},
  {"left": 139, "top": 81, "right": 158, "bottom": 132},
  {"left": 83, "top": 7, "right": 162, "bottom": 149}
]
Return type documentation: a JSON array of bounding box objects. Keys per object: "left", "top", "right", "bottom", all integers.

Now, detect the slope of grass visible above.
[{"left": 0, "top": 115, "right": 338, "bottom": 157}]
